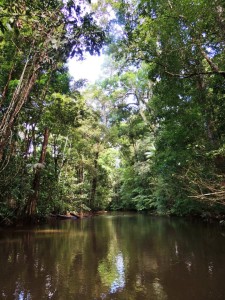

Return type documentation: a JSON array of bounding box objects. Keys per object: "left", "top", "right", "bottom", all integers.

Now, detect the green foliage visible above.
[
  {"left": 0, "top": 0, "right": 108, "bottom": 224},
  {"left": 2, "top": 0, "right": 225, "bottom": 223},
  {"left": 102, "top": 0, "right": 225, "bottom": 217}
]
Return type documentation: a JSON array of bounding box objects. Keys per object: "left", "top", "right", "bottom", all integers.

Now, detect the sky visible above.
[
  {"left": 67, "top": 0, "right": 114, "bottom": 83},
  {"left": 68, "top": 54, "right": 105, "bottom": 83}
]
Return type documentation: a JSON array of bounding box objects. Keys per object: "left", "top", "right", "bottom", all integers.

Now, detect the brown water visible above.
[{"left": 0, "top": 214, "right": 225, "bottom": 300}]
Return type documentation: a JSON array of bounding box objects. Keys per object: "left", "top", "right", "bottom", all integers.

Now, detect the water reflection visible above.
[
  {"left": 152, "top": 278, "right": 167, "bottom": 300},
  {"left": 110, "top": 252, "right": 125, "bottom": 293},
  {"left": 98, "top": 219, "right": 126, "bottom": 297},
  {"left": 98, "top": 250, "right": 125, "bottom": 297},
  {"left": 0, "top": 215, "right": 225, "bottom": 299},
  {"left": 17, "top": 291, "right": 31, "bottom": 300}
]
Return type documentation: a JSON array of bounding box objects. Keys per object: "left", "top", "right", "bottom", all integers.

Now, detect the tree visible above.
[
  {"left": 0, "top": 0, "right": 105, "bottom": 160},
  {"left": 95, "top": 0, "right": 225, "bottom": 214}
]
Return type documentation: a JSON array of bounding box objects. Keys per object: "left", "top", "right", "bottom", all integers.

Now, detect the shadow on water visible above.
[{"left": 0, "top": 213, "right": 225, "bottom": 299}]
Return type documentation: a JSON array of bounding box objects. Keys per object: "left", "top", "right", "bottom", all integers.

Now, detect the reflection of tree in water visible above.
[
  {"left": 98, "top": 247, "right": 126, "bottom": 294},
  {"left": 1, "top": 216, "right": 225, "bottom": 299},
  {"left": 110, "top": 252, "right": 125, "bottom": 293},
  {"left": 0, "top": 222, "right": 91, "bottom": 299},
  {"left": 97, "top": 215, "right": 128, "bottom": 297}
]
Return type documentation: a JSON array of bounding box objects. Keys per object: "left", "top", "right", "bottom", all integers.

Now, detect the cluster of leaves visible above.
[
  {"left": 0, "top": 0, "right": 111, "bottom": 224},
  {"left": 88, "top": 0, "right": 225, "bottom": 217},
  {"left": 2, "top": 0, "right": 225, "bottom": 223}
]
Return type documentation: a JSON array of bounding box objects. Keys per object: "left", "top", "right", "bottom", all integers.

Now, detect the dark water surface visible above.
[{"left": 1, "top": 214, "right": 225, "bottom": 299}]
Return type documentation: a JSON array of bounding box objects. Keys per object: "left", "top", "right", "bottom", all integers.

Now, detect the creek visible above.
[{"left": 0, "top": 213, "right": 225, "bottom": 299}]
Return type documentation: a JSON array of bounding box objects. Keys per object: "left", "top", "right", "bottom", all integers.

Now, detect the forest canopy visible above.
[{"left": 1, "top": 0, "right": 225, "bottom": 225}]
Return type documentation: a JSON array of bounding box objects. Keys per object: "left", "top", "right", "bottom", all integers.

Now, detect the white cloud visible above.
[{"left": 68, "top": 54, "right": 104, "bottom": 83}]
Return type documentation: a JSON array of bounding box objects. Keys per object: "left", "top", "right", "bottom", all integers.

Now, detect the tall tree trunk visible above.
[
  {"left": 24, "top": 128, "right": 32, "bottom": 160},
  {"left": 196, "top": 74, "right": 218, "bottom": 147},
  {"left": 0, "top": 46, "right": 53, "bottom": 161},
  {"left": 0, "top": 62, "right": 15, "bottom": 107},
  {"left": 26, "top": 127, "right": 49, "bottom": 220},
  {"left": 0, "top": 68, "right": 39, "bottom": 161},
  {"left": 75, "top": 157, "right": 85, "bottom": 197},
  {"left": 90, "top": 152, "right": 99, "bottom": 207}
]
